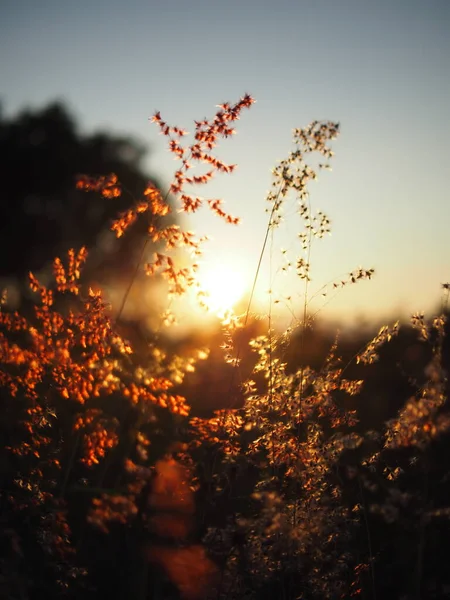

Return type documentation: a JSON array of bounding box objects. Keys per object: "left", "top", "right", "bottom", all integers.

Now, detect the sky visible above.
[{"left": 1, "top": 0, "right": 450, "bottom": 328}]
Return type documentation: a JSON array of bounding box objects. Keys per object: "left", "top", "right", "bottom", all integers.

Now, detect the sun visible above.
[{"left": 197, "top": 261, "right": 247, "bottom": 315}]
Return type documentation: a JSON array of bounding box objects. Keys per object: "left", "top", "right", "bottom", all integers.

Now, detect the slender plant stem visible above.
[
  {"left": 115, "top": 236, "right": 150, "bottom": 325},
  {"left": 226, "top": 183, "right": 285, "bottom": 408},
  {"left": 358, "top": 475, "right": 377, "bottom": 600}
]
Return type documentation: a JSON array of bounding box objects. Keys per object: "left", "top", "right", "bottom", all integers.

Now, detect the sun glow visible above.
[{"left": 197, "top": 261, "right": 247, "bottom": 315}]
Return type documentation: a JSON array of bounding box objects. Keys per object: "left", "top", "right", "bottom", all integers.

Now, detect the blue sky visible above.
[{"left": 1, "top": 0, "right": 449, "bottom": 326}]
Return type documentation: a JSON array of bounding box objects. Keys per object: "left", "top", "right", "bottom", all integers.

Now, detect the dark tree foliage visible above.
[{"left": 0, "top": 102, "right": 159, "bottom": 282}]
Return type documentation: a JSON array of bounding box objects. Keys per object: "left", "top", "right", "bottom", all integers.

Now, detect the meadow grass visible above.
[{"left": 0, "top": 94, "right": 449, "bottom": 600}]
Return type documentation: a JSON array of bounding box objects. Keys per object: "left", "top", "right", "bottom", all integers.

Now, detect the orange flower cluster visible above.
[
  {"left": 75, "top": 173, "right": 121, "bottom": 198},
  {"left": 0, "top": 248, "right": 190, "bottom": 470},
  {"left": 111, "top": 182, "right": 170, "bottom": 239},
  {"left": 75, "top": 97, "right": 255, "bottom": 315},
  {"left": 190, "top": 409, "right": 243, "bottom": 456},
  {"left": 150, "top": 94, "right": 254, "bottom": 222},
  {"left": 147, "top": 224, "right": 206, "bottom": 253},
  {"left": 53, "top": 247, "right": 88, "bottom": 295},
  {"left": 106, "top": 95, "right": 253, "bottom": 302},
  {"left": 207, "top": 198, "right": 240, "bottom": 225},
  {"left": 145, "top": 253, "right": 197, "bottom": 297},
  {"left": 123, "top": 381, "right": 189, "bottom": 415},
  {"left": 74, "top": 408, "right": 119, "bottom": 466}
]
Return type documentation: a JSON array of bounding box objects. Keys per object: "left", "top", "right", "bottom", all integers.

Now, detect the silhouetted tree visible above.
[{"left": 0, "top": 101, "right": 161, "bottom": 286}]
